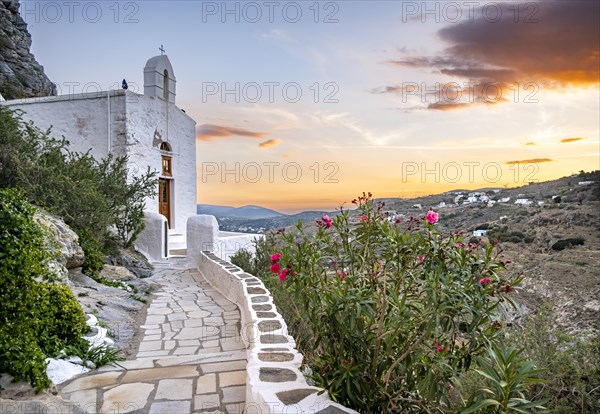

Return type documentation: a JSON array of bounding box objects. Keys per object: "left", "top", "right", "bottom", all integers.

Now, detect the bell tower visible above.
[{"left": 143, "top": 54, "right": 176, "bottom": 104}]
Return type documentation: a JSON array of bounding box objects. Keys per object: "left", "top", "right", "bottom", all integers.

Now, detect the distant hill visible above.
[
  {"left": 197, "top": 204, "right": 285, "bottom": 219},
  {"left": 196, "top": 204, "right": 339, "bottom": 233}
]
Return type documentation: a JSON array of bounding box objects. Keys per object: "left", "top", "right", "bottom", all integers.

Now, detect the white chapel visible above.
[{"left": 2, "top": 55, "right": 197, "bottom": 259}]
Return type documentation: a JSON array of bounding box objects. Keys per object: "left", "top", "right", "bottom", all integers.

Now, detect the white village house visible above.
[{"left": 2, "top": 54, "right": 259, "bottom": 261}]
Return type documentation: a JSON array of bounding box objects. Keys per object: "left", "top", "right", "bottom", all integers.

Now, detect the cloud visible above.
[
  {"left": 196, "top": 124, "right": 267, "bottom": 141},
  {"left": 560, "top": 137, "right": 585, "bottom": 143},
  {"left": 259, "top": 29, "right": 292, "bottom": 42},
  {"left": 505, "top": 158, "right": 555, "bottom": 165},
  {"left": 382, "top": 1, "right": 599, "bottom": 110},
  {"left": 258, "top": 139, "right": 283, "bottom": 149},
  {"left": 524, "top": 142, "right": 536, "bottom": 146}
]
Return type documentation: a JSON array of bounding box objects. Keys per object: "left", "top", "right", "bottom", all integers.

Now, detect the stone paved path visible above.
[{"left": 60, "top": 266, "right": 248, "bottom": 413}]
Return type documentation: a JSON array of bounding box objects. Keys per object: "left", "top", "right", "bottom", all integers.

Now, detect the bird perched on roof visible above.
[{"left": 122, "top": 79, "right": 128, "bottom": 90}]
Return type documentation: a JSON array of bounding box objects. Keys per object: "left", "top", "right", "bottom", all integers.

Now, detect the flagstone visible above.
[
  {"left": 174, "top": 327, "right": 205, "bottom": 340},
  {"left": 66, "top": 389, "right": 97, "bottom": 413},
  {"left": 138, "top": 341, "right": 163, "bottom": 352},
  {"left": 149, "top": 400, "right": 191, "bottom": 414},
  {"left": 222, "top": 385, "right": 246, "bottom": 404},
  {"left": 201, "top": 360, "right": 247, "bottom": 374},
  {"left": 121, "top": 365, "right": 198, "bottom": 383},
  {"left": 194, "top": 394, "right": 221, "bottom": 411},
  {"left": 219, "top": 371, "right": 246, "bottom": 387},
  {"left": 173, "top": 346, "right": 199, "bottom": 355},
  {"left": 147, "top": 307, "right": 172, "bottom": 315},
  {"left": 61, "top": 371, "right": 122, "bottom": 393},
  {"left": 101, "top": 383, "right": 154, "bottom": 414},
  {"left": 155, "top": 379, "right": 193, "bottom": 400},
  {"left": 196, "top": 373, "right": 217, "bottom": 394}
]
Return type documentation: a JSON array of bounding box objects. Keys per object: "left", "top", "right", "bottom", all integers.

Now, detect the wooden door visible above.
[{"left": 159, "top": 178, "right": 171, "bottom": 228}]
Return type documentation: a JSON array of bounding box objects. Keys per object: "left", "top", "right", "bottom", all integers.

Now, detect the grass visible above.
[{"left": 65, "top": 343, "right": 125, "bottom": 368}]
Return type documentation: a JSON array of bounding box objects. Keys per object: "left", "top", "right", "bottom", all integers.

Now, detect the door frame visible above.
[{"left": 158, "top": 177, "right": 173, "bottom": 229}]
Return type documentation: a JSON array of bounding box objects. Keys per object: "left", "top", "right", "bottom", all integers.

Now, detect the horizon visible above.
[
  {"left": 199, "top": 170, "right": 597, "bottom": 214},
  {"left": 22, "top": 0, "right": 600, "bottom": 211}
]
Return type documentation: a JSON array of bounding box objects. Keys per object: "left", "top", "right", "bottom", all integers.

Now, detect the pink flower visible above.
[
  {"left": 270, "top": 263, "right": 281, "bottom": 274},
  {"left": 425, "top": 210, "right": 439, "bottom": 224},
  {"left": 433, "top": 341, "right": 448, "bottom": 353},
  {"left": 278, "top": 268, "right": 288, "bottom": 282},
  {"left": 322, "top": 215, "right": 333, "bottom": 228},
  {"left": 417, "top": 256, "right": 426, "bottom": 264},
  {"left": 271, "top": 253, "right": 282, "bottom": 262},
  {"left": 479, "top": 277, "right": 492, "bottom": 287},
  {"left": 360, "top": 215, "right": 367, "bottom": 221},
  {"left": 455, "top": 243, "right": 464, "bottom": 249},
  {"left": 337, "top": 271, "right": 345, "bottom": 280}
]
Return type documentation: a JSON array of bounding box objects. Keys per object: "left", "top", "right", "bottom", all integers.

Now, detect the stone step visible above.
[
  {"left": 151, "top": 256, "right": 188, "bottom": 267},
  {"left": 169, "top": 248, "right": 187, "bottom": 256},
  {"left": 168, "top": 233, "right": 187, "bottom": 251}
]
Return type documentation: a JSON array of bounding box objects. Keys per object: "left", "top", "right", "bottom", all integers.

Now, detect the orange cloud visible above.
[
  {"left": 196, "top": 124, "right": 267, "bottom": 141},
  {"left": 506, "top": 158, "right": 555, "bottom": 165},
  {"left": 383, "top": 1, "right": 600, "bottom": 110},
  {"left": 560, "top": 137, "right": 585, "bottom": 143},
  {"left": 524, "top": 142, "right": 536, "bottom": 146},
  {"left": 258, "top": 139, "right": 282, "bottom": 149}
]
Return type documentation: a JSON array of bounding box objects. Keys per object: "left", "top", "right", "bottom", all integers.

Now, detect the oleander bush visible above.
[
  {"left": 235, "top": 193, "right": 538, "bottom": 412},
  {"left": 0, "top": 189, "right": 89, "bottom": 391}
]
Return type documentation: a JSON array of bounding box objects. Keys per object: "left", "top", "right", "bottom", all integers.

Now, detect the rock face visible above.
[
  {"left": 0, "top": 0, "right": 56, "bottom": 99},
  {"left": 35, "top": 210, "right": 85, "bottom": 269}
]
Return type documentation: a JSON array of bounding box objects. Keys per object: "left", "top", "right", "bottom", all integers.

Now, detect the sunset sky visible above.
[{"left": 24, "top": 0, "right": 599, "bottom": 213}]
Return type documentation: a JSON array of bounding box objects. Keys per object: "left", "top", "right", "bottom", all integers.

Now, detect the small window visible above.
[
  {"left": 162, "top": 155, "right": 172, "bottom": 176},
  {"left": 160, "top": 141, "right": 172, "bottom": 152},
  {"left": 163, "top": 69, "right": 169, "bottom": 100}
]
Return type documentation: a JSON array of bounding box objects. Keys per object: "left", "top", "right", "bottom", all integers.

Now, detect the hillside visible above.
[
  {"left": 199, "top": 204, "right": 337, "bottom": 233},
  {"left": 197, "top": 204, "right": 284, "bottom": 219}
]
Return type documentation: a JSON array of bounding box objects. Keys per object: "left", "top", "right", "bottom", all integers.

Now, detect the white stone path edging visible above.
[{"left": 196, "top": 251, "right": 357, "bottom": 414}]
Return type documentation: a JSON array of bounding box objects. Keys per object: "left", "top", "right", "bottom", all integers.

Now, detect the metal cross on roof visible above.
[{"left": 159, "top": 45, "right": 165, "bottom": 55}]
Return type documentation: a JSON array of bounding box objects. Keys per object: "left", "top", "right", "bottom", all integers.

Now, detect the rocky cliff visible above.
[{"left": 0, "top": 0, "right": 56, "bottom": 100}]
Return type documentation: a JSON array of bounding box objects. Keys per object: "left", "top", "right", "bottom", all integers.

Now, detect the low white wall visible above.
[
  {"left": 135, "top": 212, "right": 168, "bottom": 262},
  {"left": 188, "top": 251, "right": 357, "bottom": 413},
  {"left": 187, "top": 215, "right": 263, "bottom": 262},
  {"left": 216, "top": 231, "right": 262, "bottom": 261}
]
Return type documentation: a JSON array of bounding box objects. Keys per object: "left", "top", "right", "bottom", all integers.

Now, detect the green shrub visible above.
[
  {"left": 231, "top": 235, "right": 277, "bottom": 277},
  {"left": 0, "top": 189, "right": 89, "bottom": 391},
  {"left": 551, "top": 237, "right": 585, "bottom": 251},
  {"left": 79, "top": 230, "right": 106, "bottom": 277},
  {"left": 230, "top": 248, "right": 254, "bottom": 272},
  {"left": 460, "top": 343, "right": 546, "bottom": 413},
  {"left": 250, "top": 194, "right": 526, "bottom": 412},
  {"left": 35, "top": 284, "right": 89, "bottom": 355},
  {"left": 507, "top": 305, "right": 600, "bottom": 413},
  {"left": 0, "top": 326, "right": 50, "bottom": 391},
  {"left": 0, "top": 106, "right": 157, "bottom": 274}
]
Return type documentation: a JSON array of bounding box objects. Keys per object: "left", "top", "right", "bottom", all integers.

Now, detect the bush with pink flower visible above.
[{"left": 235, "top": 192, "right": 527, "bottom": 412}]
